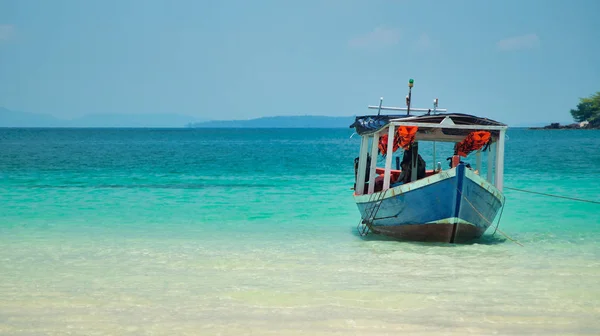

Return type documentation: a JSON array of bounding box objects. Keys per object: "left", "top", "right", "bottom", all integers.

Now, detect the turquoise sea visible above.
[{"left": 1, "top": 128, "right": 599, "bottom": 335}]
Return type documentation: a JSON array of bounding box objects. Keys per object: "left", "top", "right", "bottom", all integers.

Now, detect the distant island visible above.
[
  {"left": 530, "top": 92, "right": 600, "bottom": 130},
  {"left": 187, "top": 115, "right": 356, "bottom": 128},
  {"left": 6, "top": 104, "right": 598, "bottom": 129},
  {"left": 0, "top": 107, "right": 356, "bottom": 128},
  {"left": 0, "top": 107, "right": 201, "bottom": 128}
]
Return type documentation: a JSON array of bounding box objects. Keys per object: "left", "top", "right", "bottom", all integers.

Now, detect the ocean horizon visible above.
[{"left": 1, "top": 127, "right": 599, "bottom": 335}]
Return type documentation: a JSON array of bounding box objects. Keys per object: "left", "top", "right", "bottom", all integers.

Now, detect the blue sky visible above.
[{"left": 0, "top": 0, "right": 599, "bottom": 125}]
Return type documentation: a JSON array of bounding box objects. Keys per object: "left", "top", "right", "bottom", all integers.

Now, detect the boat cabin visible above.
[{"left": 351, "top": 98, "right": 508, "bottom": 196}]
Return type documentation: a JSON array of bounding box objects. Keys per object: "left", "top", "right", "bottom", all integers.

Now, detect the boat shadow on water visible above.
[{"left": 351, "top": 227, "right": 507, "bottom": 246}]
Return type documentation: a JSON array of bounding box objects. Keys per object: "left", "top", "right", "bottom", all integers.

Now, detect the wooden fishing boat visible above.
[{"left": 351, "top": 79, "right": 507, "bottom": 243}]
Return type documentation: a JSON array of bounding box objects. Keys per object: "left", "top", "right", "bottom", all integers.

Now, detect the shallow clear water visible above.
[{"left": 0, "top": 128, "right": 599, "bottom": 335}]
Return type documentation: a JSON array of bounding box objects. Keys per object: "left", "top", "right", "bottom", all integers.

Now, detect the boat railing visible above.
[{"left": 368, "top": 97, "right": 447, "bottom": 116}]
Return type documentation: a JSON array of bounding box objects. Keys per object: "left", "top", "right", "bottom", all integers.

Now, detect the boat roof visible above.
[{"left": 350, "top": 113, "right": 508, "bottom": 141}]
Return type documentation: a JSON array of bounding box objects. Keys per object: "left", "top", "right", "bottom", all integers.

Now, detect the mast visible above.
[{"left": 406, "top": 78, "right": 414, "bottom": 115}]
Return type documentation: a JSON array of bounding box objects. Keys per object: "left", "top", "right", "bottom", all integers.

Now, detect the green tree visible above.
[{"left": 570, "top": 92, "right": 600, "bottom": 125}]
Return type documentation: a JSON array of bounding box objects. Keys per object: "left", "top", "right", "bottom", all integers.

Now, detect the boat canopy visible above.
[{"left": 350, "top": 113, "right": 508, "bottom": 142}]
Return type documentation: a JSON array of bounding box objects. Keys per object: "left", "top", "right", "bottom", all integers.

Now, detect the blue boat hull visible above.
[{"left": 354, "top": 164, "right": 504, "bottom": 243}]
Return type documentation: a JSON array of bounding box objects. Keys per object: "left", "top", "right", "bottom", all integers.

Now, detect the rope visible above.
[
  {"left": 504, "top": 187, "right": 600, "bottom": 205},
  {"left": 491, "top": 197, "right": 505, "bottom": 236},
  {"left": 356, "top": 179, "right": 598, "bottom": 241},
  {"left": 456, "top": 188, "right": 524, "bottom": 247}
]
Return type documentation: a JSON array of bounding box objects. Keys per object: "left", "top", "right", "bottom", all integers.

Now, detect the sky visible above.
[{"left": 0, "top": 0, "right": 599, "bottom": 125}]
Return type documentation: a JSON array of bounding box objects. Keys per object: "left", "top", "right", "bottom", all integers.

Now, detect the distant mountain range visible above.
[
  {"left": 0, "top": 107, "right": 356, "bottom": 128},
  {"left": 0, "top": 107, "right": 202, "bottom": 128},
  {"left": 0, "top": 107, "right": 62, "bottom": 127},
  {"left": 188, "top": 115, "right": 356, "bottom": 128},
  {"left": 0, "top": 107, "right": 571, "bottom": 128}
]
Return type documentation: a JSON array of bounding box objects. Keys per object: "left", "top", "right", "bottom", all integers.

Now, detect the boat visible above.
[{"left": 350, "top": 79, "right": 508, "bottom": 243}]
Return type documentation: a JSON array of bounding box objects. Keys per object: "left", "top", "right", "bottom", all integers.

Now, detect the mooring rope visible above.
[
  {"left": 355, "top": 182, "right": 597, "bottom": 242},
  {"left": 491, "top": 197, "right": 505, "bottom": 236},
  {"left": 456, "top": 188, "right": 524, "bottom": 247},
  {"left": 504, "top": 187, "right": 600, "bottom": 205}
]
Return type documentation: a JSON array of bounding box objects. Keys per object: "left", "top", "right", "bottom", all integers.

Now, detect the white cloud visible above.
[
  {"left": 416, "top": 33, "right": 440, "bottom": 51},
  {"left": 349, "top": 27, "right": 401, "bottom": 48},
  {"left": 0, "top": 24, "right": 14, "bottom": 41},
  {"left": 496, "top": 33, "right": 540, "bottom": 51}
]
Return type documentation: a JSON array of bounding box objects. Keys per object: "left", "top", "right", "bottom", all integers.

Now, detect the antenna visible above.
[
  {"left": 366, "top": 80, "right": 448, "bottom": 114},
  {"left": 406, "top": 79, "right": 414, "bottom": 115}
]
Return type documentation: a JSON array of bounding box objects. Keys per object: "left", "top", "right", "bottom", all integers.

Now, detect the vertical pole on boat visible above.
[
  {"left": 432, "top": 141, "right": 437, "bottom": 171},
  {"left": 487, "top": 141, "right": 495, "bottom": 184},
  {"left": 377, "top": 97, "right": 383, "bottom": 116},
  {"left": 410, "top": 142, "right": 419, "bottom": 182},
  {"left": 356, "top": 135, "right": 370, "bottom": 195},
  {"left": 495, "top": 129, "right": 506, "bottom": 191},
  {"left": 383, "top": 125, "right": 395, "bottom": 190},
  {"left": 406, "top": 79, "right": 414, "bottom": 116},
  {"left": 368, "top": 132, "right": 380, "bottom": 194},
  {"left": 476, "top": 150, "right": 482, "bottom": 174}
]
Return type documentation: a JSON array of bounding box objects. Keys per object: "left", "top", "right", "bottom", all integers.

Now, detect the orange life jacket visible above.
[
  {"left": 378, "top": 133, "right": 397, "bottom": 155},
  {"left": 378, "top": 126, "right": 418, "bottom": 155},
  {"left": 397, "top": 126, "right": 418, "bottom": 150},
  {"left": 455, "top": 131, "right": 491, "bottom": 157}
]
